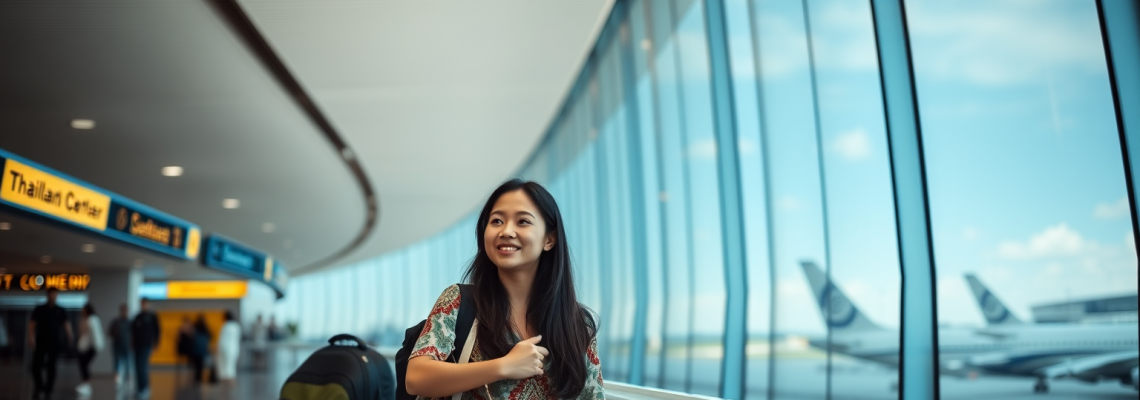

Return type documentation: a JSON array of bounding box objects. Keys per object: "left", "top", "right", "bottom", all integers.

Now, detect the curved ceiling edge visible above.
[{"left": 208, "top": 0, "right": 378, "bottom": 275}]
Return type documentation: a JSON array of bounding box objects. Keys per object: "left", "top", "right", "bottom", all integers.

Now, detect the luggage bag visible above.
[{"left": 280, "top": 333, "right": 395, "bottom": 400}]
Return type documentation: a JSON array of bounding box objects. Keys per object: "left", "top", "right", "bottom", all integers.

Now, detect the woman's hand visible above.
[{"left": 496, "top": 335, "right": 549, "bottom": 380}]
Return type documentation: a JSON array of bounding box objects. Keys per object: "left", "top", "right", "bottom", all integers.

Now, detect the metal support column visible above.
[
  {"left": 615, "top": 0, "right": 652, "bottom": 386},
  {"left": 702, "top": 0, "right": 749, "bottom": 398},
  {"left": 868, "top": 1, "right": 940, "bottom": 399},
  {"left": 1097, "top": 0, "right": 1140, "bottom": 255}
]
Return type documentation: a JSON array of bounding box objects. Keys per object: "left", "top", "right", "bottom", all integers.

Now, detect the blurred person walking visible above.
[
  {"left": 176, "top": 317, "right": 194, "bottom": 372},
  {"left": 131, "top": 298, "right": 160, "bottom": 399},
  {"left": 215, "top": 311, "right": 241, "bottom": 384},
  {"left": 249, "top": 314, "right": 267, "bottom": 370},
  {"left": 28, "top": 287, "right": 73, "bottom": 399},
  {"left": 188, "top": 315, "right": 211, "bottom": 383},
  {"left": 107, "top": 304, "right": 132, "bottom": 389},
  {"left": 75, "top": 302, "right": 105, "bottom": 398}
]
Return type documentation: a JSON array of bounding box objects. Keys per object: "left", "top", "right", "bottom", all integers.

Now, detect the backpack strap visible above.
[{"left": 446, "top": 284, "right": 476, "bottom": 363}]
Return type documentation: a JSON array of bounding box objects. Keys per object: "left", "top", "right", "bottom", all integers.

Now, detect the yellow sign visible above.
[
  {"left": 1, "top": 159, "right": 110, "bottom": 230},
  {"left": 186, "top": 227, "right": 201, "bottom": 259},
  {"left": 0, "top": 274, "right": 91, "bottom": 291},
  {"left": 166, "top": 281, "right": 248, "bottom": 299},
  {"left": 263, "top": 257, "right": 274, "bottom": 282}
]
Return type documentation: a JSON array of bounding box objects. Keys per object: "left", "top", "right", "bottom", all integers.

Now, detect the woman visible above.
[
  {"left": 215, "top": 310, "right": 241, "bottom": 383},
  {"left": 406, "top": 179, "right": 604, "bottom": 399},
  {"left": 75, "top": 303, "right": 105, "bottom": 398}
]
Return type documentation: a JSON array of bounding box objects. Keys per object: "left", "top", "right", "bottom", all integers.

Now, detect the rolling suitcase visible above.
[{"left": 280, "top": 334, "right": 395, "bottom": 400}]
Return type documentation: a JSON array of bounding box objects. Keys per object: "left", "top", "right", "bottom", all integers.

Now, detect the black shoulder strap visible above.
[{"left": 447, "top": 284, "right": 476, "bottom": 363}]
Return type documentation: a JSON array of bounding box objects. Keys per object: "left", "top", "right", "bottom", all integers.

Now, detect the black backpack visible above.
[
  {"left": 395, "top": 284, "right": 476, "bottom": 400},
  {"left": 280, "top": 334, "right": 395, "bottom": 400}
]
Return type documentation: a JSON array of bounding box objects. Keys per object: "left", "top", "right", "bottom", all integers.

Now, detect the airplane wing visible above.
[{"left": 1038, "top": 350, "right": 1140, "bottom": 383}]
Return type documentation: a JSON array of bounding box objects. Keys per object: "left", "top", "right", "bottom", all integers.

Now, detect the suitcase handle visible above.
[{"left": 328, "top": 334, "right": 368, "bottom": 350}]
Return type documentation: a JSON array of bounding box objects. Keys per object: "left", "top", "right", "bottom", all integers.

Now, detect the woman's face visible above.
[{"left": 483, "top": 189, "right": 554, "bottom": 272}]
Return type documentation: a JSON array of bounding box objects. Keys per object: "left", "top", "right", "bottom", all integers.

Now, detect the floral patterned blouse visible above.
[{"left": 410, "top": 285, "right": 605, "bottom": 400}]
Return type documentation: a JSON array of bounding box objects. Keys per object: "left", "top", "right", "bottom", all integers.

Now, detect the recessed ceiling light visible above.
[
  {"left": 0, "top": 222, "right": 10, "bottom": 230},
  {"left": 81, "top": 244, "right": 96, "bottom": 253},
  {"left": 162, "top": 166, "right": 183, "bottom": 177},
  {"left": 262, "top": 223, "right": 275, "bottom": 233},
  {"left": 40, "top": 255, "right": 52, "bottom": 264},
  {"left": 222, "top": 199, "right": 240, "bottom": 209},
  {"left": 70, "top": 119, "right": 95, "bottom": 129}
]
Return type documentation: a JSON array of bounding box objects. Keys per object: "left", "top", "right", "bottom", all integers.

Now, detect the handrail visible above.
[{"left": 366, "top": 346, "right": 725, "bottom": 400}]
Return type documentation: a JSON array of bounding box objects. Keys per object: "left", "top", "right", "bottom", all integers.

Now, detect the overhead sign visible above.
[
  {"left": 201, "top": 235, "right": 285, "bottom": 298},
  {"left": 0, "top": 148, "right": 200, "bottom": 260},
  {"left": 139, "top": 281, "right": 248, "bottom": 300},
  {"left": 0, "top": 273, "right": 91, "bottom": 292},
  {"left": 107, "top": 203, "right": 201, "bottom": 259},
  {"left": 1, "top": 158, "right": 110, "bottom": 230}
]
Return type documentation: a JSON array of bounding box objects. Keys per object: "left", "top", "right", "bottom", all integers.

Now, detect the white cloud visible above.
[
  {"left": 993, "top": 225, "right": 1136, "bottom": 293},
  {"left": 777, "top": 195, "right": 802, "bottom": 212},
  {"left": 941, "top": 226, "right": 1137, "bottom": 326},
  {"left": 738, "top": 138, "right": 759, "bottom": 156},
  {"left": 808, "top": 1, "right": 880, "bottom": 72},
  {"left": 906, "top": 0, "right": 1106, "bottom": 86},
  {"left": 997, "top": 224, "right": 1084, "bottom": 260},
  {"left": 687, "top": 138, "right": 718, "bottom": 159},
  {"left": 1094, "top": 196, "right": 1130, "bottom": 220},
  {"left": 830, "top": 128, "right": 871, "bottom": 161},
  {"left": 962, "top": 227, "right": 980, "bottom": 241}
]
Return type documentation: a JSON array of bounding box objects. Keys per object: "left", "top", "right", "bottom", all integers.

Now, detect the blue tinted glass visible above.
[{"left": 906, "top": 0, "right": 1139, "bottom": 397}]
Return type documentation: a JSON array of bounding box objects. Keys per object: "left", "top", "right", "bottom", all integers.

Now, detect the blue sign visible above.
[
  {"left": 201, "top": 235, "right": 285, "bottom": 298},
  {"left": 1, "top": 147, "right": 201, "bottom": 261}
]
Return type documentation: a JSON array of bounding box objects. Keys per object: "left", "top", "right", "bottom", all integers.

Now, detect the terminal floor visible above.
[
  {"left": 2, "top": 352, "right": 1136, "bottom": 400},
  {"left": 0, "top": 357, "right": 293, "bottom": 400}
]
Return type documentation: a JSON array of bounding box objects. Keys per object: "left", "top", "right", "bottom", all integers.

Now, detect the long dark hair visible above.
[{"left": 463, "top": 179, "right": 596, "bottom": 398}]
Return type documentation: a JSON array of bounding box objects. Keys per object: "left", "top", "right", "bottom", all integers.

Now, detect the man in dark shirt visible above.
[
  {"left": 107, "top": 303, "right": 133, "bottom": 387},
  {"left": 28, "top": 287, "right": 73, "bottom": 399},
  {"left": 131, "top": 298, "right": 160, "bottom": 399}
]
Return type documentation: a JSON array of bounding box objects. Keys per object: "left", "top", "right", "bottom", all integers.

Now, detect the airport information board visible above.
[
  {"left": 201, "top": 234, "right": 287, "bottom": 298},
  {"left": 0, "top": 148, "right": 201, "bottom": 260}
]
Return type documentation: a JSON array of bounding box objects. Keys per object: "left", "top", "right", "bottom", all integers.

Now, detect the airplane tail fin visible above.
[
  {"left": 964, "top": 274, "right": 1022, "bottom": 325},
  {"left": 799, "top": 261, "right": 883, "bottom": 332}
]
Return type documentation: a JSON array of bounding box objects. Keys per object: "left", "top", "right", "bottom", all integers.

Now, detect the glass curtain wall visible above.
[
  {"left": 276, "top": 1, "right": 1137, "bottom": 399},
  {"left": 904, "top": 0, "right": 1140, "bottom": 398}
]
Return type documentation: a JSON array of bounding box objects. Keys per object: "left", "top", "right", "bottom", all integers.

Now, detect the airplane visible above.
[
  {"left": 961, "top": 272, "right": 1140, "bottom": 392},
  {"left": 798, "top": 261, "right": 1139, "bottom": 394}
]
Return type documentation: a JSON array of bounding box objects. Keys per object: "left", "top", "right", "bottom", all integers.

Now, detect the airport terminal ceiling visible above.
[{"left": 0, "top": 0, "right": 612, "bottom": 277}]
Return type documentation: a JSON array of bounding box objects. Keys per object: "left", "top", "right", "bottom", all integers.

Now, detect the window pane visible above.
[
  {"left": 907, "top": 0, "right": 1139, "bottom": 397},
  {"left": 749, "top": 0, "right": 829, "bottom": 398}
]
